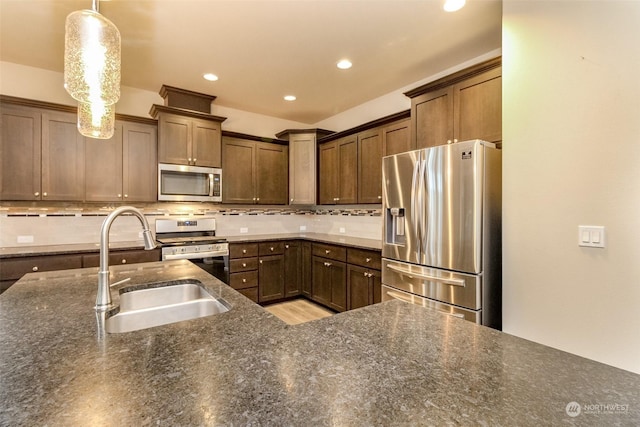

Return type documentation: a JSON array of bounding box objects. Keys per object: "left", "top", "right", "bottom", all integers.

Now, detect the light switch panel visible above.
[{"left": 578, "top": 226, "right": 605, "bottom": 248}]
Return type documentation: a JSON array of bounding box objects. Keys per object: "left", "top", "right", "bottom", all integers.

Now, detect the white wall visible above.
[
  {"left": 502, "top": 0, "right": 640, "bottom": 374},
  {"left": 0, "top": 61, "right": 308, "bottom": 138}
]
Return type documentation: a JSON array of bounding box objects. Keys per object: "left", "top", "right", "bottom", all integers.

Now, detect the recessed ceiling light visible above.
[
  {"left": 284, "top": 95, "right": 296, "bottom": 101},
  {"left": 337, "top": 59, "right": 352, "bottom": 70},
  {"left": 203, "top": 73, "right": 218, "bottom": 81},
  {"left": 443, "top": 0, "right": 465, "bottom": 12}
]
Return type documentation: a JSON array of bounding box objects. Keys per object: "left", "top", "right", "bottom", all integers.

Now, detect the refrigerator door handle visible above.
[
  {"left": 418, "top": 157, "right": 428, "bottom": 260},
  {"left": 385, "top": 263, "right": 466, "bottom": 287},
  {"left": 410, "top": 158, "right": 422, "bottom": 259}
]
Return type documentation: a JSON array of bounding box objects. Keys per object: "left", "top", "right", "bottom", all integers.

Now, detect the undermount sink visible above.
[{"left": 105, "top": 279, "right": 230, "bottom": 333}]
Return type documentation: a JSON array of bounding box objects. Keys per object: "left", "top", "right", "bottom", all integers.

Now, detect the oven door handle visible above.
[{"left": 163, "top": 251, "right": 229, "bottom": 260}]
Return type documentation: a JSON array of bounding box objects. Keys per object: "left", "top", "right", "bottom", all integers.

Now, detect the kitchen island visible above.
[{"left": 1, "top": 260, "right": 638, "bottom": 425}]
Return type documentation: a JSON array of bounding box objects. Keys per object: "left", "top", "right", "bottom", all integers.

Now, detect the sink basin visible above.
[{"left": 105, "top": 279, "right": 230, "bottom": 333}]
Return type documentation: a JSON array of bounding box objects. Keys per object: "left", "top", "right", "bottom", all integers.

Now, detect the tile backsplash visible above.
[{"left": 0, "top": 207, "right": 382, "bottom": 248}]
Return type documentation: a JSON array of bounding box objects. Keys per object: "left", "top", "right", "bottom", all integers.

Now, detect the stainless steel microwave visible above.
[{"left": 158, "top": 163, "right": 222, "bottom": 202}]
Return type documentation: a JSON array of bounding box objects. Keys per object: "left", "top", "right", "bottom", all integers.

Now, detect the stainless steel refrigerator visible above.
[{"left": 381, "top": 139, "right": 502, "bottom": 329}]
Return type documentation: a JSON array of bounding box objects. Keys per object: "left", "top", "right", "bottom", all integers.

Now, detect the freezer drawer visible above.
[
  {"left": 381, "top": 285, "right": 481, "bottom": 324},
  {"left": 382, "top": 258, "right": 481, "bottom": 310}
]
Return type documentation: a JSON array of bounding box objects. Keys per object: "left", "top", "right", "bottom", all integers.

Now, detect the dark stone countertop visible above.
[{"left": 1, "top": 260, "right": 639, "bottom": 426}]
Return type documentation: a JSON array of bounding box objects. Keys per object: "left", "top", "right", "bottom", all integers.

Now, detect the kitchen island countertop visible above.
[{"left": 1, "top": 260, "right": 638, "bottom": 426}]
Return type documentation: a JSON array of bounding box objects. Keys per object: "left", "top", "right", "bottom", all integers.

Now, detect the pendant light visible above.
[
  {"left": 77, "top": 101, "right": 115, "bottom": 139},
  {"left": 64, "top": 0, "right": 120, "bottom": 138}
]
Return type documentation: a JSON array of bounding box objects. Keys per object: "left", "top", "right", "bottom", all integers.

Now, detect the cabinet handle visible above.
[
  {"left": 366, "top": 258, "right": 371, "bottom": 263},
  {"left": 242, "top": 249, "right": 247, "bottom": 254},
  {"left": 242, "top": 262, "right": 247, "bottom": 267},
  {"left": 32, "top": 266, "right": 38, "bottom": 272},
  {"left": 34, "top": 192, "right": 40, "bottom": 197},
  {"left": 121, "top": 259, "right": 127, "bottom": 264},
  {"left": 242, "top": 278, "right": 247, "bottom": 283}
]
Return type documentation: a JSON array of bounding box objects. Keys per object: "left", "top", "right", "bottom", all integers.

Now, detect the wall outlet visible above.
[
  {"left": 240, "top": 227, "right": 249, "bottom": 234},
  {"left": 299, "top": 225, "right": 307, "bottom": 232},
  {"left": 339, "top": 227, "right": 346, "bottom": 234},
  {"left": 17, "top": 235, "right": 34, "bottom": 244}
]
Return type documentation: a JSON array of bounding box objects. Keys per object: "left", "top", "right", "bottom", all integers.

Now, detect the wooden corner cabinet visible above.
[
  {"left": 222, "top": 136, "right": 288, "bottom": 204},
  {"left": 406, "top": 57, "right": 501, "bottom": 149}
]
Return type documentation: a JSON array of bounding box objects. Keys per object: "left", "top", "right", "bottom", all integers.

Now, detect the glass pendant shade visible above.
[
  {"left": 77, "top": 101, "right": 115, "bottom": 139},
  {"left": 64, "top": 9, "right": 121, "bottom": 105}
]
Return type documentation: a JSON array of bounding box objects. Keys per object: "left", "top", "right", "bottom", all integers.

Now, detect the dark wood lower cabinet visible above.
[
  {"left": 301, "top": 242, "right": 312, "bottom": 297},
  {"left": 0, "top": 253, "right": 84, "bottom": 293},
  {"left": 347, "top": 265, "right": 381, "bottom": 310},
  {"left": 284, "top": 241, "right": 301, "bottom": 298},
  {"left": 81, "top": 248, "right": 161, "bottom": 268},
  {"left": 311, "top": 256, "right": 347, "bottom": 312},
  {"left": 258, "top": 254, "right": 285, "bottom": 303}
]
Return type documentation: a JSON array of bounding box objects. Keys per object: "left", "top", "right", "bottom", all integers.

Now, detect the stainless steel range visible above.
[{"left": 155, "top": 217, "right": 229, "bottom": 284}]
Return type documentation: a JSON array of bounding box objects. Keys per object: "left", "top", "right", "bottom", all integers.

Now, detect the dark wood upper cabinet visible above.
[
  {"left": 222, "top": 136, "right": 288, "bottom": 205},
  {"left": 192, "top": 118, "right": 222, "bottom": 167},
  {"left": 357, "top": 128, "right": 382, "bottom": 203},
  {"left": 85, "top": 122, "right": 124, "bottom": 202},
  {"left": 382, "top": 118, "right": 412, "bottom": 156},
  {"left": 318, "top": 140, "right": 338, "bottom": 205},
  {"left": 338, "top": 135, "right": 358, "bottom": 204},
  {"left": 0, "top": 104, "right": 42, "bottom": 201},
  {"left": 122, "top": 122, "right": 158, "bottom": 202},
  {"left": 407, "top": 57, "right": 502, "bottom": 149}
]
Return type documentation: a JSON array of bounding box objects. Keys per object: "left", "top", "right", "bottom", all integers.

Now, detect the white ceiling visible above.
[{"left": 0, "top": 0, "right": 502, "bottom": 124}]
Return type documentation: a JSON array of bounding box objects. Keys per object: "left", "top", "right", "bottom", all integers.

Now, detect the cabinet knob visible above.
[
  {"left": 270, "top": 247, "right": 274, "bottom": 251},
  {"left": 363, "top": 271, "right": 368, "bottom": 277},
  {"left": 290, "top": 198, "right": 294, "bottom": 202},
  {"left": 285, "top": 245, "right": 289, "bottom": 249},
  {"left": 242, "top": 262, "right": 247, "bottom": 267},
  {"left": 377, "top": 196, "right": 382, "bottom": 200},
  {"left": 325, "top": 249, "right": 330, "bottom": 254},
  {"left": 34, "top": 192, "right": 40, "bottom": 197},
  {"left": 447, "top": 140, "right": 452, "bottom": 144},
  {"left": 118, "top": 194, "right": 122, "bottom": 198},
  {"left": 242, "top": 249, "right": 247, "bottom": 254},
  {"left": 193, "top": 158, "right": 197, "bottom": 163},
  {"left": 122, "top": 259, "right": 127, "bottom": 264},
  {"left": 256, "top": 198, "right": 260, "bottom": 202},
  {"left": 252, "top": 197, "right": 256, "bottom": 201},
  {"left": 32, "top": 266, "right": 38, "bottom": 272},
  {"left": 124, "top": 194, "right": 128, "bottom": 198},
  {"left": 259, "top": 260, "right": 263, "bottom": 264},
  {"left": 324, "top": 262, "right": 332, "bottom": 267},
  {"left": 454, "top": 139, "right": 458, "bottom": 143},
  {"left": 188, "top": 158, "right": 192, "bottom": 163},
  {"left": 366, "top": 258, "right": 371, "bottom": 263},
  {"left": 368, "top": 272, "right": 374, "bottom": 278},
  {"left": 242, "top": 278, "right": 247, "bottom": 283},
  {"left": 43, "top": 192, "right": 48, "bottom": 197}
]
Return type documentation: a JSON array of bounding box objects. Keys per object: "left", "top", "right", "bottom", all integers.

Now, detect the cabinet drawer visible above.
[
  {"left": 230, "top": 243, "right": 259, "bottom": 258},
  {"left": 347, "top": 248, "right": 381, "bottom": 270},
  {"left": 0, "top": 254, "right": 83, "bottom": 281},
  {"left": 229, "top": 271, "right": 258, "bottom": 290},
  {"left": 82, "top": 249, "right": 161, "bottom": 268},
  {"left": 312, "top": 243, "right": 346, "bottom": 262},
  {"left": 229, "top": 257, "right": 258, "bottom": 273},
  {"left": 259, "top": 241, "right": 285, "bottom": 256},
  {"left": 238, "top": 286, "right": 258, "bottom": 303}
]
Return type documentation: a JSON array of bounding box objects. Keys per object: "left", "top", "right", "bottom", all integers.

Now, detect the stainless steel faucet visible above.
[{"left": 96, "top": 206, "right": 156, "bottom": 311}]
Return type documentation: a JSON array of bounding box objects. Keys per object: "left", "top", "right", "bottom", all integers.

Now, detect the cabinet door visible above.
[
  {"left": 357, "top": 128, "right": 382, "bottom": 203},
  {"left": 256, "top": 142, "right": 288, "bottom": 204},
  {"left": 318, "top": 141, "right": 338, "bottom": 205},
  {"left": 158, "top": 113, "right": 191, "bottom": 165},
  {"left": 347, "top": 264, "right": 372, "bottom": 310},
  {"left": 311, "top": 256, "right": 332, "bottom": 307},
  {"left": 258, "top": 254, "right": 285, "bottom": 303},
  {"left": 383, "top": 118, "right": 412, "bottom": 156},
  {"left": 192, "top": 118, "right": 221, "bottom": 167},
  {"left": 289, "top": 134, "right": 316, "bottom": 205},
  {"left": 84, "top": 122, "right": 123, "bottom": 201},
  {"left": 284, "top": 241, "right": 301, "bottom": 298},
  {"left": 0, "top": 104, "right": 41, "bottom": 200},
  {"left": 412, "top": 87, "right": 453, "bottom": 149},
  {"left": 41, "top": 111, "right": 84, "bottom": 201},
  {"left": 329, "top": 260, "right": 347, "bottom": 312},
  {"left": 222, "top": 137, "right": 256, "bottom": 203},
  {"left": 337, "top": 136, "right": 357, "bottom": 204},
  {"left": 454, "top": 66, "right": 502, "bottom": 143},
  {"left": 122, "top": 122, "right": 158, "bottom": 202},
  {"left": 301, "top": 241, "right": 312, "bottom": 297},
  {"left": 372, "top": 269, "right": 382, "bottom": 304}
]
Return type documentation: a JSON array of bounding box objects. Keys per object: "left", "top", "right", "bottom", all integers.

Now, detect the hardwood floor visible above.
[{"left": 264, "top": 298, "right": 335, "bottom": 325}]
